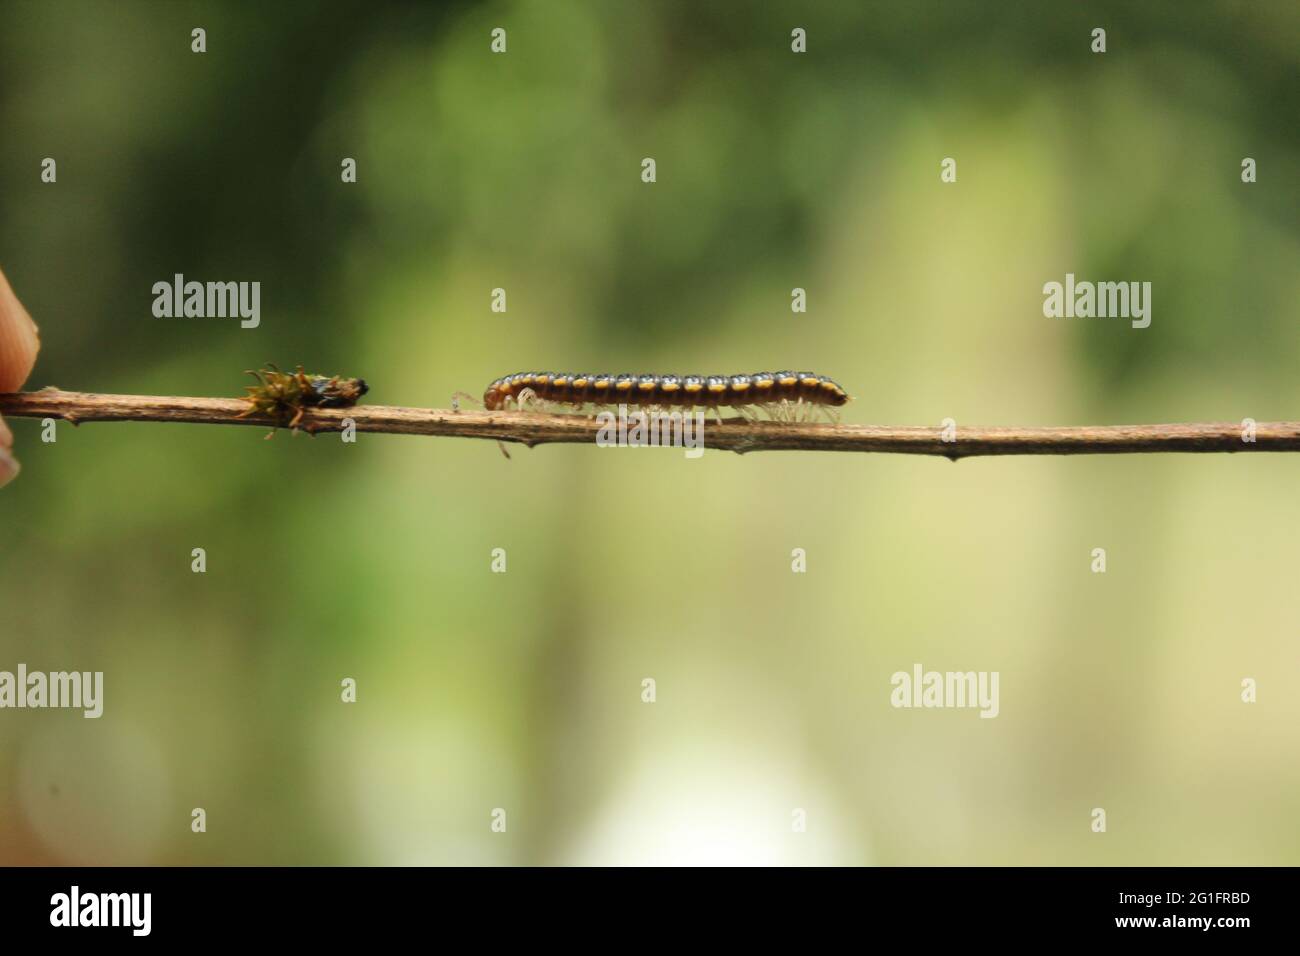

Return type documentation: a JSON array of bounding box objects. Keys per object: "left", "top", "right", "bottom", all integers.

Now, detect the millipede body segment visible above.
[{"left": 483, "top": 371, "right": 849, "bottom": 411}]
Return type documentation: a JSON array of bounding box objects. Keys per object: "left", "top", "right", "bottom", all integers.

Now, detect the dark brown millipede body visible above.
[{"left": 482, "top": 371, "right": 850, "bottom": 411}]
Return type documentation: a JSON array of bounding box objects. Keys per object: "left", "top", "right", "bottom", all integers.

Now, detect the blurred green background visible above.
[{"left": 1, "top": 0, "right": 1297, "bottom": 865}]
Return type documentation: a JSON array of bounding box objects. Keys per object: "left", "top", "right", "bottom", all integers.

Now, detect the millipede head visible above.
[{"left": 483, "top": 377, "right": 508, "bottom": 410}]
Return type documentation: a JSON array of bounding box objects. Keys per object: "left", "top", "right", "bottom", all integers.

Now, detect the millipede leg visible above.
[{"left": 527, "top": 393, "right": 555, "bottom": 414}]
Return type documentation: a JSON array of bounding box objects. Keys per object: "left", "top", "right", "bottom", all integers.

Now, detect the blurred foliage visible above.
[{"left": 0, "top": 1, "right": 1297, "bottom": 864}]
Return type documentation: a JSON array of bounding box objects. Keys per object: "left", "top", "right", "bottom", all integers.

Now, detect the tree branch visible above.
[{"left": 0, "top": 388, "right": 1295, "bottom": 458}]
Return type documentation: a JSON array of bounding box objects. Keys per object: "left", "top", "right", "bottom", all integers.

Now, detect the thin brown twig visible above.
[{"left": 0, "top": 388, "right": 1296, "bottom": 459}]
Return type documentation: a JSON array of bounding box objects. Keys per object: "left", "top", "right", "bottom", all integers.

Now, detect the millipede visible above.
[{"left": 476, "top": 371, "right": 851, "bottom": 423}]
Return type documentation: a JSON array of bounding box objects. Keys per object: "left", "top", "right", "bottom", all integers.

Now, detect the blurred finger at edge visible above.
[
  {"left": 0, "top": 266, "right": 41, "bottom": 392},
  {"left": 0, "top": 417, "right": 17, "bottom": 487}
]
